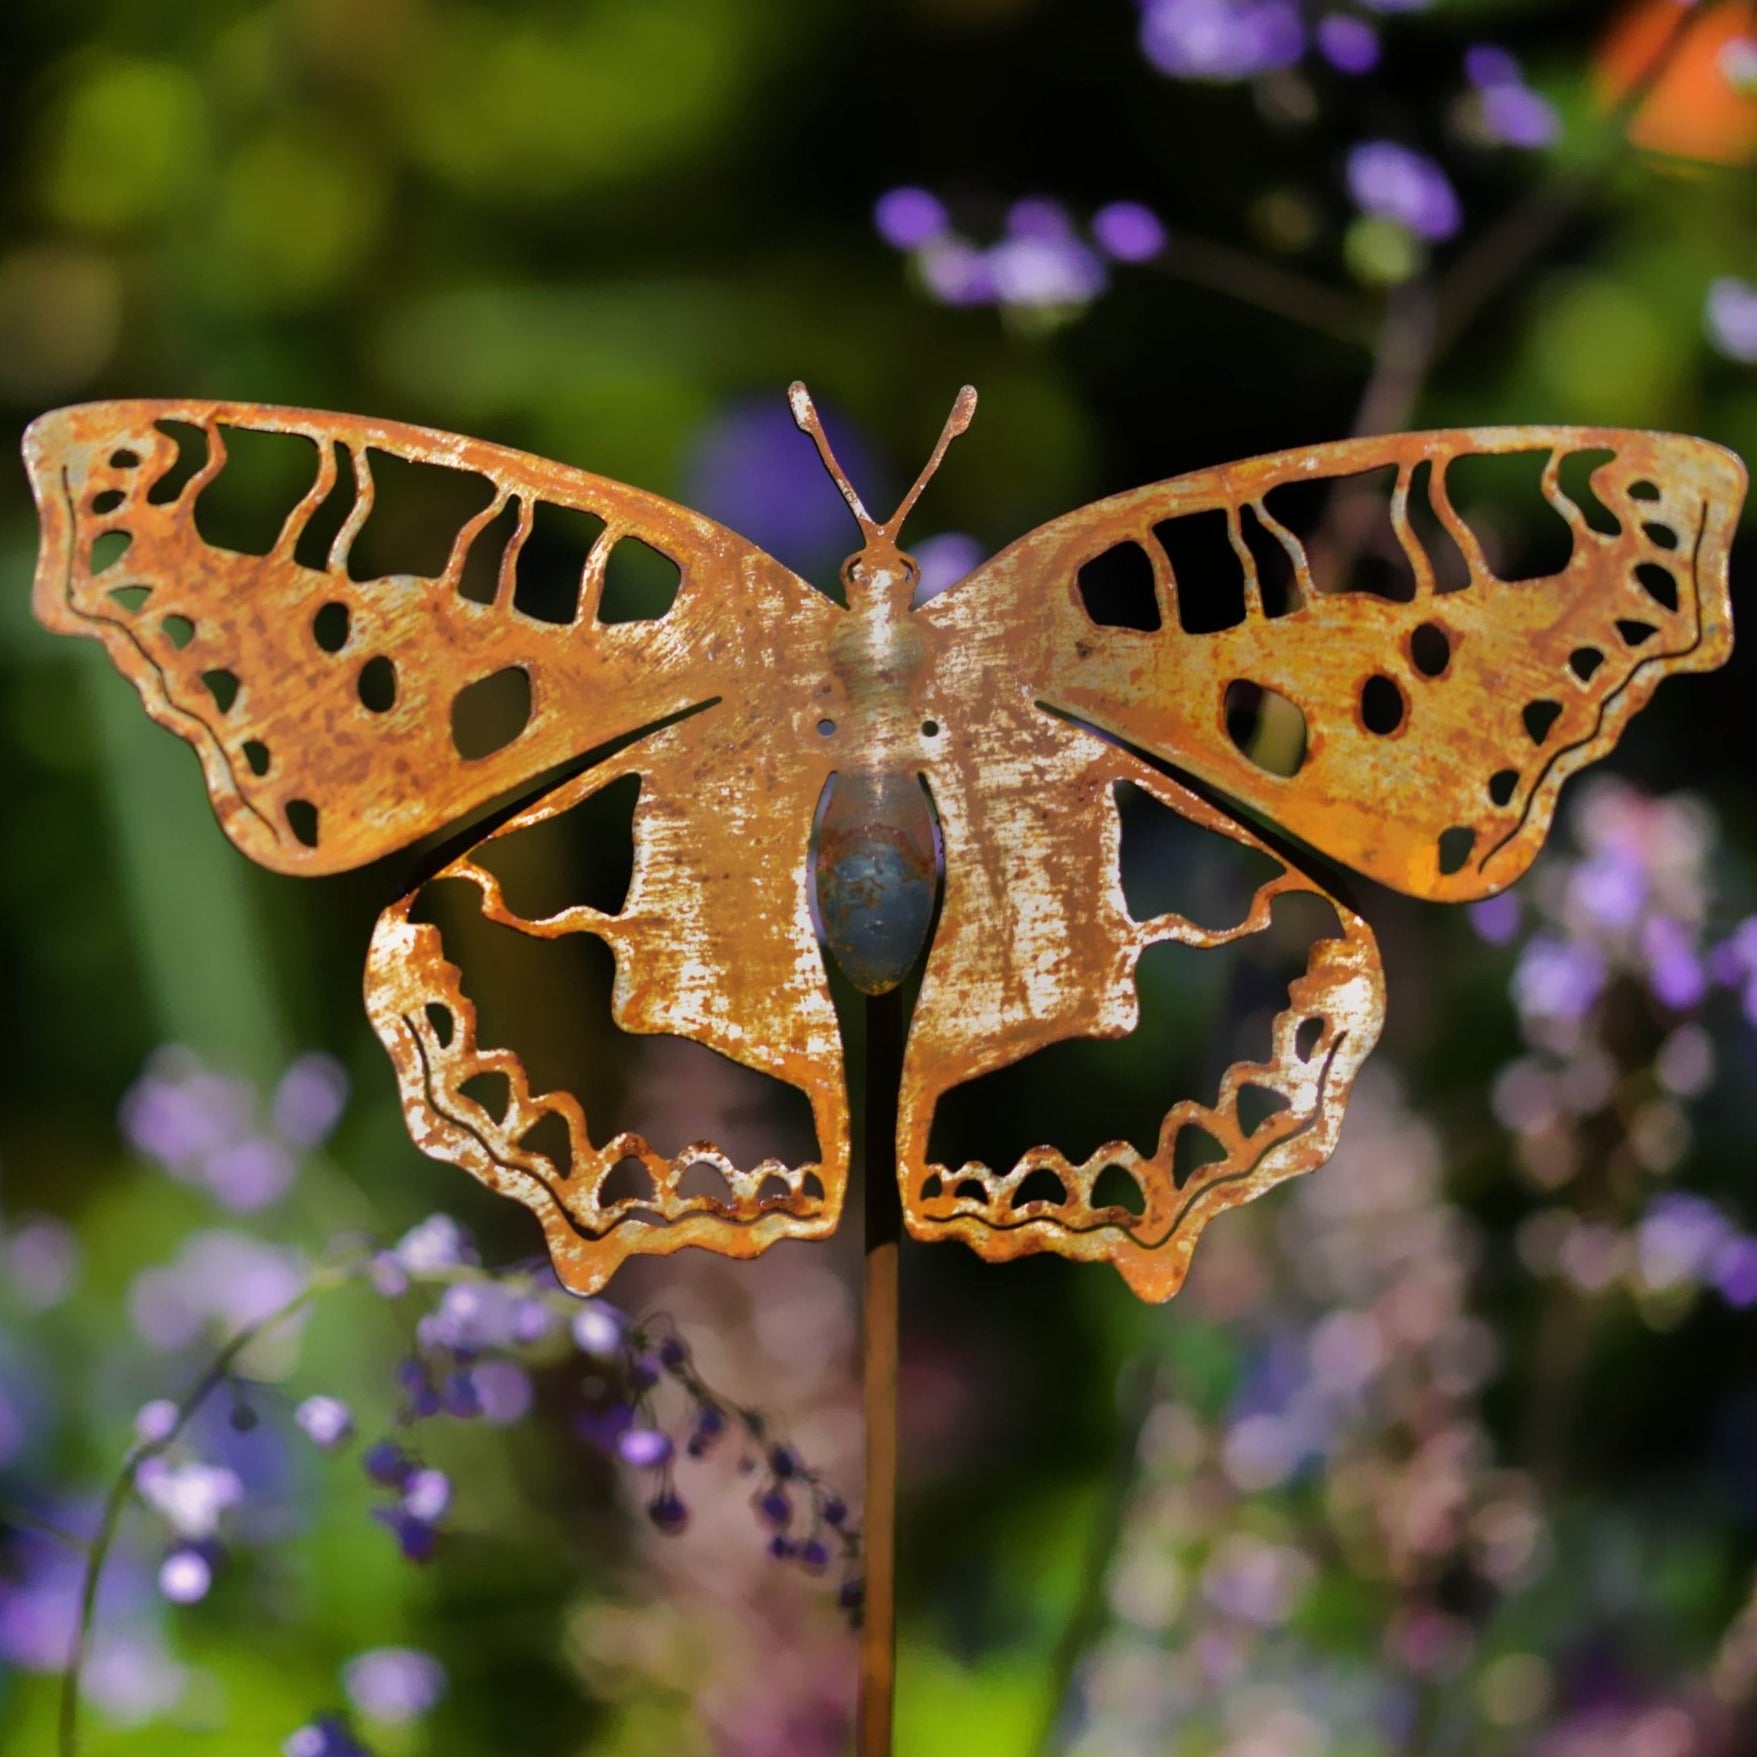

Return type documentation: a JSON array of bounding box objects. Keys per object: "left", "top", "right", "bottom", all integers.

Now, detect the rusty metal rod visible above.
[{"left": 859, "top": 986, "right": 904, "bottom": 1757}]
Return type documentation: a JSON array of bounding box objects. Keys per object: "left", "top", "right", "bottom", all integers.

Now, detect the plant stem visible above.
[{"left": 56, "top": 1266, "right": 350, "bottom": 1757}]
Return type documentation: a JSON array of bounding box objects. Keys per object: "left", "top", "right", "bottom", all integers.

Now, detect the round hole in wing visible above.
[
  {"left": 1409, "top": 622, "right": 1451, "bottom": 678},
  {"left": 312, "top": 601, "right": 350, "bottom": 653},
  {"left": 1360, "top": 674, "right": 1405, "bottom": 735}
]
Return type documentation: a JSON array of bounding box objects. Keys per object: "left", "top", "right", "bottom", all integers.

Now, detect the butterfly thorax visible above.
[{"left": 813, "top": 544, "right": 943, "bottom": 996}]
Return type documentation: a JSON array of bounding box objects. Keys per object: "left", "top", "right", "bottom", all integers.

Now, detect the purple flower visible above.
[
  {"left": 1346, "top": 141, "right": 1462, "bottom": 241},
  {"left": 911, "top": 532, "right": 985, "bottom": 607},
  {"left": 1714, "top": 1236, "right": 1757, "bottom": 1307},
  {"left": 1091, "top": 201, "right": 1167, "bottom": 263},
  {"left": 270, "top": 1052, "right": 348, "bottom": 1150},
  {"left": 1468, "top": 892, "right": 1522, "bottom": 946},
  {"left": 372, "top": 1506, "right": 438, "bottom": 1563},
  {"left": 1643, "top": 916, "right": 1708, "bottom": 1010},
  {"left": 1637, "top": 1193, "right": 1730, "bottom": 1292},
  {"left": 362, "top": 1441, "right": 414, "bottom": 1489},
  {"left": 1464, "top": 44, "right": 1522, "bottom": 90},
  {"left": 758, "top": 1487, "right": 793, "bottom": 1528},
  {"left": 392, "top": 1214, "right": 472, "bottom": 1275},
  {"left": 295, "top": 1396, "right": 354, "bottom": 1451},
  {"left": 1482, "top": 83, "right": 1560, "bottom": 149},
  {"left": 799, "top": 1538, "right": 831, "bottom": 1573},
  {"left": 343, "top": 1647, "right": 447, "bottom": 1723},
  {"left": 684, "top": 399, "right": 886, "bottom": 575},
  {"left": 471, "top": 1359, "right": 533, "bottom": 1426},
  {"left": 284, "top": 1715, "right": 372, "bottom": 1757},
  {"left": 135, "top": 1399, "right": 180, "bottom": 1444},
  {"left": 1567, "top": 850, "right": 1648, "bottom": 932},
  {"left": 1706, "top": 277, "right": 1757, "bottom": 364},
  {"left": 571, "top": 1300, "right": 625, "bottom": 1359},
  {"left": 204, "top": 1137, "right": 296, "bottom": 1211},
  {"left": 136, "top": 1458, "right": 242, "bottom": 1540},
  {"left": 1512, "top": 934, "right": 1607, "bottom": 1024},
  {"left": 987, "top": 234, "right": 1107, "bottom": 309},
  {"left": 873, "top": 187, "right": 948, "bottom": 252},
  {"left": 1006, "top": 196, "right": 1073, "bottom": 240},
  {"left": 918, "top": 239, "right": 998, "bottom": 307},
  {"left": 3, "top": 1216, "right": 81, "bottom": 1311},
  {"left": 1140, "top": 0, "right": 1305, "bottom": 83},
  {"left": 157, "top": 1546, "right": 212, "bottom": 1605},
  {"left": 1317, "top": 15, "right": 1379, "bottom": 74},
  {"left": 401, "top": 1468, "right": 451, "bottom": 1523},
  {"left": 617, "top": 1427, "right": 674, "bottom": 1468}
]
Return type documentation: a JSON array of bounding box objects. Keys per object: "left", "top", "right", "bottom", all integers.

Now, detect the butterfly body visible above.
[{"left": 22, "top": 389, "right": 1743, "bottom": 1302}]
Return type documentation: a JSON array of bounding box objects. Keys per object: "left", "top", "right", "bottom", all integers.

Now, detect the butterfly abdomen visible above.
[{"left": 814, "top": 768, "right": 940, "bottom": 995}]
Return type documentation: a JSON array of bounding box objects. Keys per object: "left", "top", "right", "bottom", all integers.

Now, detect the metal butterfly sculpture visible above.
[{"left": 24, "top": 390, "right": 1743, "bottom": 1302}]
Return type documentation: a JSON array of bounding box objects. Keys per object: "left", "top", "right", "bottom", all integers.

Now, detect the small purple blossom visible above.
[
  {"left": 472, "top": 1359, "right": 534, "bottom": 1425},
  {"left": 1346, "top": 141, "right": 1462, "bottom": 241},
  {"left": 392, "top": 1214, "right": 473, "bottom": 1275},
  {"left": 284, "top": 1714, "right": 371, "bottom": 1757},
  {"left": 1481, "top": 82, "right": 1561, "bottom": 150},
  {"left": 362, "top": 1441, "right": 414, "bottom": 1490},
  {"left": 1140, "top": 0, "right": 1305, "bottom": 83},
  {"left": 270, "top": 1053, "right": 349, "bottom": 1151},
  {"left": 1316, "top": 16, "right": 1379, "bottom": 74},
  {"left": 371, "top": 1505, "right": 438, "bottom": 1564},
  {"left": 1091, "top": 200, "right": 1167, "bottom": 262},
  {"left": 295, "top": 1396, "right": 354, "bottom": 1451},
  {"left": 569, "top": 1307, "right": 625, "bottom": 1356},
  {"left": 758, "top": 1487, "right": 792, "bottom": 1528},
  {"left": 911, "top": 532, "right": 985, "bottom": 606},
  {"left": 1637, "top": 1193, "right": 1731, "bottom": 1292},
  {"left": 135, "top": 1399, "right": 179, "bottom": 1444},
  {"left": 1714, "top": 1236, "right": 1757, "bottom": 1307},
  {"left": 1468, "top": 892, "right": 1522, "bottom": 946},
  {"left": 401, "top": 1468, "right": 451, "bottom": 1524},
  {"left": 1643, "top": 916, "right": 1708, "bottom": 1010},
  {"left": 1513, "top": 934, "right": 1607, "bottom": 1024},
  {"left": 873, "top": 187, "right": 947, "bottom": 252},
  {"left": 987, "top": 233, "right": 1107, "bottom": 309},
  {"left": 3, "top": 1216, "right": 81, "bottom": 1312},
  {"left": 617, "top": 1427, "right": 674, "bottom": 1468},
  {"left": 343, "top": 1647, "right": 447, "bottom": 1723},
  {"left": 1465, "top": 44, "right": 1521, "bottom": 90},
  {"left": 1706, "top": 277, "right": 1757, "bottom": 364},
  {"left": 136, "top": 1458, "right": 242, "bottom": 1540},
  {"left": 157, "top": 1546, "right": 212, "bottom": 1605}
]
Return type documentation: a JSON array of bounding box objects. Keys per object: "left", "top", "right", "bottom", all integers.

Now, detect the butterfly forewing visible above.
[
  {"left": 928, "top": 427, "right": 1743, "bottom": 902},
  {"left": 24, "top": 400, "right": 831, "bottom": 874},
  {"left": 26, "top": 399, "right": 851, "bottom": 1288}
]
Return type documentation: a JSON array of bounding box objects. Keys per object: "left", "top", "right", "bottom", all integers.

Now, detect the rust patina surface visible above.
[{"left": 23, "top": 392, "right": 1743, "bottom": 1300}]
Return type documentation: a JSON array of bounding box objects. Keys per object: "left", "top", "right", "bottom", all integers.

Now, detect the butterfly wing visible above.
[
  {"left": 909, "top": 426, "right": 1741, "bottom": 1297},
  {"left": 25, "top": 401, "right": 850, "bottom": 1288}
]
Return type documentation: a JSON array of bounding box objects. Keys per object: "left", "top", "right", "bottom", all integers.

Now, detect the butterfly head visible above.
[{"left": 787, "top": 380, "right": 977, "bottom": 605}]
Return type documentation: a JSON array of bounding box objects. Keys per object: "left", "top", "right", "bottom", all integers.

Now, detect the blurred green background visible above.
[{"left": 3, "top": 0, "right": 1757, "bottom": 1753}]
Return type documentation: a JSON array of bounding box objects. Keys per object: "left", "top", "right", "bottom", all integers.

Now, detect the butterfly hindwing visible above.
[
  {"left": 902, "top": 679, "right": 1383, "bottom": 1301},
  {"left": 368, "top": 709, "right": 848, "bottom": 1294}
]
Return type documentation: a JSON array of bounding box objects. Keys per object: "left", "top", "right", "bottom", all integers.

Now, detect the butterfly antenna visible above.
[
  {"left": 885, "top": 384, "right": 977, "bottom": 537},
  {"left": 788, "top": 381, "right": 877, "bottom": 538}
]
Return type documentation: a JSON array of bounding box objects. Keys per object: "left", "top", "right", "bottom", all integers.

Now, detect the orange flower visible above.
[{"left": 1595, "top": 0, "right": 1757, "bottom": 166}]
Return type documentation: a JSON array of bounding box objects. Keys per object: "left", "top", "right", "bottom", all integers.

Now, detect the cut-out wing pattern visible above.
[
  {"left": 928, "top": 428, "right": 1742, "bottom": 901},
  {"left": 25, "top": 400, "right": 848, "bottom": 1286},
  {"left": 23, "top": 401, "right": 1744, "bottom": 1301},
  {"left": 24, "top": 401, "right": 836, "bottom": 873}
]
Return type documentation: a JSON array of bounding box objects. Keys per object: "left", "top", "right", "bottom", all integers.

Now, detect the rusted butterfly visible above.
[{"left": 23, "top": 391, "right": 1742, "bottom": 1301}]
